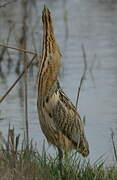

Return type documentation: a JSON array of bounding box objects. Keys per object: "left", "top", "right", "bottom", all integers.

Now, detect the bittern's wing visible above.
[{"left": 52, "top": 89, "right": 84, "bottom": 146}]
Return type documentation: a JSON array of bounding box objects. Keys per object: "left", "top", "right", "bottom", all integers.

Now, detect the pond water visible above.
[{"left": 0, "top": 0, "right": 117, "bottom": 164}]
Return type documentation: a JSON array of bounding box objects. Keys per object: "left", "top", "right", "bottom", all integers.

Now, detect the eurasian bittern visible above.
[{"left": 37, "top": 5, "right": 89, "bottom": 173}]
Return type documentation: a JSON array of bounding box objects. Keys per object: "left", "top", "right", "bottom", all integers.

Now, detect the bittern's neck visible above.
[{"left": 38, "top": 7, "right": 61, "bottom": 99}]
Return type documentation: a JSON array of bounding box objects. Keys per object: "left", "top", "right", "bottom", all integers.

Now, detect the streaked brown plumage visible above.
[{"left": 37, "top": 6, "right": 89, "bottom": 157}]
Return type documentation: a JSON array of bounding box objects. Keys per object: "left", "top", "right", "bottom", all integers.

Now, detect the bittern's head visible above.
[
  {"left": 42, "top": 5, "right": 52, "bottom": 30},
  {"left": 41, "top": 5, "right": 61, "bottom": 56}
]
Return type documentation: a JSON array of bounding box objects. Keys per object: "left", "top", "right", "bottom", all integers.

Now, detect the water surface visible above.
[{"left": 0, "top": 0, "right": 117, "bottom": 164}]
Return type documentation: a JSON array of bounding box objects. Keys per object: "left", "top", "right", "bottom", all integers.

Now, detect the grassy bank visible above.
[{"left": 0, "top": 128, "right": 117, "bottom": 180}]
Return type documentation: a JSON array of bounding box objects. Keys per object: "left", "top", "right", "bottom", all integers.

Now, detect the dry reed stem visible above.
[
  {"left": 23, "top": 53, "right": 29, "bottom": 147},
  {"left": 0, "top": 54, "right": 37, "bottom": 103},
  {"left": 0, "top": 43, "right": 36, "bottom": 55},
  {"left": 111, "top": 130, "right": 117, "bottom": 162},
  {"left": 75, "top": 44, "right": 87, "bottom": 109},
  {"left": 21, "top": 0, "right": 29, "bottom": 147}
]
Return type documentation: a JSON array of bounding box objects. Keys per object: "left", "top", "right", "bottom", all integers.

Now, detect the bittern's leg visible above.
[
  {"left": 64, "top": 151, "right": 69, "bottom": 166},
  {"left": 57, "top": 147, "right": 63, "bottom": 177}
]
